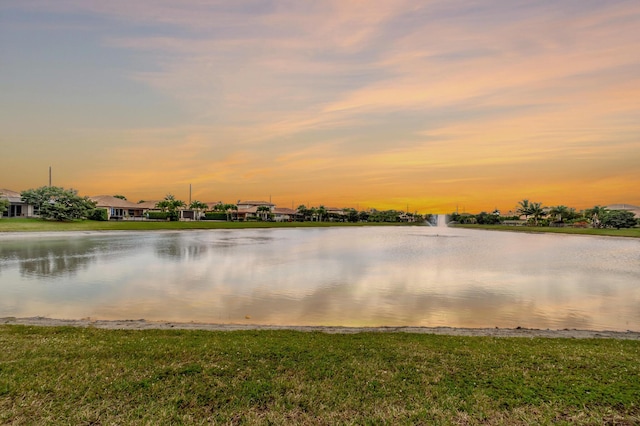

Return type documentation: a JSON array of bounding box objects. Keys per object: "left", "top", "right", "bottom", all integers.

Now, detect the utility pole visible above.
[
  {"left": 189, "top": 184, "right": 192, "bottom": 205},
  {"left": 48, "top": 166, "right": 52, "bottom": 187}
]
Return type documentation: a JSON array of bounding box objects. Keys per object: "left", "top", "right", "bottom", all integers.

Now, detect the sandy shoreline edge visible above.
[{"left": 2, "top": 317, "right": 639, "bottom": 340}]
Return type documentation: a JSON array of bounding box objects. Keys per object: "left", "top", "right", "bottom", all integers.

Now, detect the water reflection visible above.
[
  {"left": 0, "top": 228, "right": 639, "bottom": 331},
  {"left": 153, "top": 233, "right": 209, "bottom": 261},
  {"left": 0, "top": 236, "right": 125, "bottom": 278}
]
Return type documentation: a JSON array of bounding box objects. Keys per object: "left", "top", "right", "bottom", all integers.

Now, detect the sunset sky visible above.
[{"left": 1, "top": 1, "right": 639, "bottom": 213}]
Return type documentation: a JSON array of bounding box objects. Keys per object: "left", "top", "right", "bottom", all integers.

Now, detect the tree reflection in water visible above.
[{"left": 0, "top": 237, "right": 131, "bottom": 278}]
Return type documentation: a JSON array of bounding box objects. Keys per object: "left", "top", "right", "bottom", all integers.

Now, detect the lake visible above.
[{"left": 1, "top": 225, "right": 638, "bottom": 331}]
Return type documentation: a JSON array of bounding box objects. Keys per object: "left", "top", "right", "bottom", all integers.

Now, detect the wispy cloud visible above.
[{"left": 2, "top": 0, "right": 639, "bottom": 210}]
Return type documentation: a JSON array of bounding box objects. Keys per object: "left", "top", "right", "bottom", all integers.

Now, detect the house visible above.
[
  {"left": 272, "top": 207, "right": 297, "bottom": 222},
  {"left": 204, "top": 201, "right": 224, "bottom": 211},
  {"left": 326, "top": 207, "right": 346, "bottom": 221},
  {"left": 236, "top": 200, "right": 275, "bottom": 221},
  {"left": 0, "top": 188, "right": 37, "bottom": 218},
  {"left": 90, "top": 195, "right": 147, "bottom": 220},
  {"left": 181, "top": 201, "right": 223, "bottom": 220},
  {"left": 135, "top": 200, "right": 162, "bottom": 210},
  {"left": 237, "top": 200, "right": 275, "bottom": 210}
]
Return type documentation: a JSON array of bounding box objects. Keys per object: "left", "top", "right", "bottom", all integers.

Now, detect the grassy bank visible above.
[
  {"left": 454, "top": 224, "right": 640, "bottom": 238},
  {"left": 0, "top": 218, "right": 418, "bottom": 233},
  {"left": 1, "top": 326, "right": 638, "bottom": 424}
]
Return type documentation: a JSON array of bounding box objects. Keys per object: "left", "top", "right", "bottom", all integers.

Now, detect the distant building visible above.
[{"left": 606, "top": 204, "right": 640, "bottom": 218}]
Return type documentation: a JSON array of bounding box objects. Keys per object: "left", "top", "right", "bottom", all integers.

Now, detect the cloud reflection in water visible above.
[{"left": 0, "top": 227, "right": 638, "bottom": 331}]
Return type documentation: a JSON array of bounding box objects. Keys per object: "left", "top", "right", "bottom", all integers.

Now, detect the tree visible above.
[
  {"left": 475, "top": 211, "right": 501, "bottom": 225},
  {"left": 224, "top": 204, "right": 237, "bottom": 221},
  {"left": 256, "top": 205, "right": 271, "bottom": 221},
  {"left": 316, "top": 205, "right": 327, "bottom": 222},
  {"left": 155, "top": 194, "right": 186, "bottom": 221},
  {"left": 0, "top": 198, "right": 9, "bottom": 217},
  {"left": 309, "top": 207, "right": 318, "bottom": 221},
  {"left": 585, "top": 205, "right": 608, "bottom": 228},
  {"left": 601, "top": 210, "right": 637, "bottom": 229},
  {"left": 113, "top": 195, "right": 127, "bottom": 200},
  {"left": 548, "top": 205, "right": 570, "bottom": 223},
  {"left": 189, "top": 200, "right": 209, "bottom": 220},
  {"left": 517, "top": 200, "right": 544, "bottom": 225},
  {"left": 516, "top": 199, "right": 532, "bottom": 220},
  {"left": 297, "top": 205, "right": 310, "bottom": 221},
  {"left": 20, "top": 186, "right": 96, "bottom": 221},
  {"left": 529, "top": 202, "right": 545, "bottom": 226},
  {"left": 343, "top": 208, "right": 359, "bottom": 222}
]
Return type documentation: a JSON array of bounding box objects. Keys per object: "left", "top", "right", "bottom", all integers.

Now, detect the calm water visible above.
[{"left": 1, "top": 226, "right": 638, "bottom": 331}]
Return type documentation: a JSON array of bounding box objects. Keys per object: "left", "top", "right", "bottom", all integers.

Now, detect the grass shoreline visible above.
[
  {"left": 453, "top": 223, "right": 640, "bottom": 238},
  {"left": 0, "top": 218, "right": 419, "bottom": 233},
  {"left": 4, "top": 317, "right": 640, "bottom": 339},
  {"left": 2, "top": 218, "right": 639, "bottom": 237},
  {"left": 1, "top": 325, "right": 639, "bottom": 424}
]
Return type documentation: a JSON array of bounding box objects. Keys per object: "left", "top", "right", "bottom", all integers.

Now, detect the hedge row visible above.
[
  {"left": 203, "top": 212, "right": 227, "bottom": 220},
  {"left": 147, "top": 212, "right": 169, "bottom": 220}
]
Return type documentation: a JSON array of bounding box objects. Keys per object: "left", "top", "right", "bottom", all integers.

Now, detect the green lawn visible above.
[
  {"left": 1, "top": 326, "right": 638, "bottom": 424},
  {"left": 454, "top": 224, "right": 640, "bottom": 238},
  {"left": 0, "top": 218, "right": 417, "bottom": 233}
]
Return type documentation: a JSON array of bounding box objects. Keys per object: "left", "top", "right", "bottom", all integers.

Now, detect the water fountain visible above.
[{"left": 427, "top": 214, "right": 448, "bottom": 227}]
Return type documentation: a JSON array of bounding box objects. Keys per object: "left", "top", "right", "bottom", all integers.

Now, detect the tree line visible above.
[
  {"left": 7, "top": 187, "right": 635, "bottom": 228},
  {"left": 6, "top": 186, "right": 424, "bottom": 223},
  {"left": 450, "top": 199, "right": 638, "bottom": 229}
]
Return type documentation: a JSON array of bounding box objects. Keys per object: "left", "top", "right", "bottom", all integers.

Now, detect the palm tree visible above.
[
  {"left": 224, "top": 204, "right": 237, "bottom": 221},
  {"left": 156, "top": 194, "right": 186, "bottom": 221},
  {"left": 548, "top": 205, "right": 569, "bottom": 223},
  {"left": 516, "top": 199, "right": 532, "bottom": 220},
  {"left": 189, "top": 200, "right": 208, "bottom": 220},
  {"left": 256, "top": 205, "right": 271, "bottom": 221},
  {"left": 529, "top": 202, "right": 544, "bottom": 226}
]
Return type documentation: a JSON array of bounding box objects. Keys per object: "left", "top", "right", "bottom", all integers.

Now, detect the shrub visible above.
[{"left": 88, "top": 208, "right": 108, "bottom": 221}]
